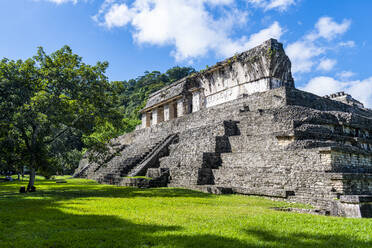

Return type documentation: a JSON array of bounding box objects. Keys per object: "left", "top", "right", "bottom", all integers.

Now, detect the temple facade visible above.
[{"left": 140, "top": 39, "right": 294, "bottom": 128}]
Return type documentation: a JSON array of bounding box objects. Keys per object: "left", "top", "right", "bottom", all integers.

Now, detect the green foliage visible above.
[
  {"left": 112, "top": 66, "right": 195, "bottom": 122},
  {"left": 0, "top": 43, "right": 195, "bottom": 185},
  {"left": 267, "top": 47, "right": 276, "bottom": 58},
  {"left": 84, "top": 66, "right": 195, "bottom": 157},
  {"left": 82, "top": 118, "right": 140, "bottom": 156},
  {"left": 0, "top": 46, "right": 122, "bottom": 187},
  {"left": 1, "top": 178, "right": 371, "bottom": 247},
  {"left": 0, "top": 47, "right": 195, "bottom": 182}
]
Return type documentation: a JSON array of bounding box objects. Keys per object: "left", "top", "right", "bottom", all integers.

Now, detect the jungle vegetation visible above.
[{"left": 0, "top": 45, "right": 195, "bottom": 189}]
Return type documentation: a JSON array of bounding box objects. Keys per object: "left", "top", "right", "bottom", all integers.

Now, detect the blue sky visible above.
[{"left": 1, "top": 0, "right": 372, "bottom": 107}]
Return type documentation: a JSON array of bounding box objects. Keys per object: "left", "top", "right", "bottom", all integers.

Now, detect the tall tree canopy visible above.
[
  {"left": 0, "top": 46, "right": 122, "bottom": 190},
  {"left": 0, "top": 44, "right": 195, "bottom": 189}
]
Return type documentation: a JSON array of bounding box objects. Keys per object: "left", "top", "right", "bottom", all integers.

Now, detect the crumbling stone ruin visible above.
[{"left": 74, "top": 39, "right": 372, "bottom": 218}]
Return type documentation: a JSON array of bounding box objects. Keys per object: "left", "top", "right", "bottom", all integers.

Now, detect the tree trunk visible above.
[{"left": 27, "top": 168, "right": 36, "bottom": 192}]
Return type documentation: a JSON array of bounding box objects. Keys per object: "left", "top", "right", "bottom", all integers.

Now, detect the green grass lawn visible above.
[{"left": 0, "top": 178, "right": 371, "bottom": 248}]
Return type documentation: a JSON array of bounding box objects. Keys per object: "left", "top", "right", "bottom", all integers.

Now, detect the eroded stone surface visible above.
[
  {"left": 140, "top": 39, "right": 294, "bottom": 128},
  {"left": 74, "top": 39, "right": 372, "bottom": 218}
]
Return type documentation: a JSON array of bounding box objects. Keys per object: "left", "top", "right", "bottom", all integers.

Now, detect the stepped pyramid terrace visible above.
[{"left": 74, "top": 39, "right": 372, "bottom": 218}]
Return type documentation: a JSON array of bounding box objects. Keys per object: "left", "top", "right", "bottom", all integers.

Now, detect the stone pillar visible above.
[
  {"left": 177, "top": 99, "right": 184, "bottom": 117},
  {"left": 192, "top": 90, "right": 201, "bottom": 112},
  {"left": 141, "top": 113, "right": 147, "bottom": 129},
  {"left": 151, "top": 108, "right": 158, "bottom": 126},
  {"left": 164, "top": 104, "right": 170, "bottom": 121},
  {"left": 146, "top": 112, "right": 151, "bottom": 127},
  {"left": 157, "top": 106, "right": 164, "bottom": 123},
  {"left": 169, "top": 101, "right": 177, "bottom": 119}
]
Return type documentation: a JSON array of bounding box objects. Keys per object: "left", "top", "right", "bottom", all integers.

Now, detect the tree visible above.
[
  {"left": 0, "top": 46, "right": 122, "bottom": 190},
  {"left": 166, "top": 66, "right": 195, "bottom": 83},
  {"left": 0, "top": 130, "right": 24, "bottom": 177},
  {"left": 112, "top": 66, "right": 196, "bottom": 123}
]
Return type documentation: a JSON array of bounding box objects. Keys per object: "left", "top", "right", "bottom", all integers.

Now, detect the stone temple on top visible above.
[
  {"left": 75, "top": 39, "right": 372, "bottom": 218},
  {"left": 139, "top": 39, "right": 295, "bottom": 128}
]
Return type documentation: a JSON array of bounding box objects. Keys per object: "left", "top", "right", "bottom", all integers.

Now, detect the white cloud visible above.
[
  {"left": 338, "top": 40, "right": 355, "bottom": 48},
  {"left": 301, "top": 76, "right": 372, "bottom": 108},
  {"left": 205, "top": 0, "right": 235, "bottom": 5},
  {"left": 337, "top": 70, "right": 355, "bottom": 80},
  {"left": 314, "top": 17, "right": 351, "bottom": 40},
  {"left": 45, "top": 0, "right": 78, "bottom": 4},
  {"left": 301, "top": 77, "right": 341, "bottom": 96},
  {"left": 220, "top": 21, "right": 283, "bottom": 57},
  {"left": 286, "top": 16, "right": 352, "bottom": 74},
  {"left": 317, "top": 58, "right": 337, "bottom": 71},
  {"left": 243, "top": 21, "right": 283, "bottom": 48},
  {"left": 248, "top": 0, "right": 296, "bottom": 11},
  {"left": 104, "top": 3, "right": 133, "bottom": 28},
  {"left": 286, "top": 40, "right": 324, "bottom": 73},
  {"left": 94, "top": 0, "right": 283, "bottom": 61},
  {"left": 265, "top": 0, "right": 296, "bottom": 11}
]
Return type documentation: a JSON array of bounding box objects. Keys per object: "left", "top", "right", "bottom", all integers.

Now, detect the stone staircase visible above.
[
  {"left": 208, "top": 110, "right": 295, "bottom": 196},
  {"left": 93, "top": 136, "right": 169, "bottom": 185},
  {"left": 127, "top": 134, "right": 178, "bottom": 177},
  {"left": 73, "top": 143, "right": 128, "bottom": 178},
  {"left": 159, "top": 120, "right": 240, "bottom": 191}
]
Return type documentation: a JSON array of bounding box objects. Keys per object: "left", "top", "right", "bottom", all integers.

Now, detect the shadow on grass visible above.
[
  {"left": 1, "top": 195, "right": 370, "bottom": 248},
  {"left": 0, "top": 187, "right": 213, "bottom": 200},
  {"left": 244, "top": 228, "right": 372, "bottom": 248},
  {"left": 1, "top": 181, "right": 371, "bottom": 247},
  {"left": 0, "top": 179, "right": 212, "bottom": 200},
  {"left": 0, "top": 194, "right": 248, "bottom": 248}
]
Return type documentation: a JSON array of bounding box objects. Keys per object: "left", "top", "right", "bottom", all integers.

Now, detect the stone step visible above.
[
  {"left": 228, "top": 135, "right": 286, "bottom": 153},
  {"left": 236, "top": 117, "right": 274, "bottom": 133},
  {"left": 100, "top": 177, "right": 122, "bottom": 185},
  {"left": 328, "top": 172, "right": 372, "bottom": 180},
  {"left": 169, "top": 170, "right": 199, "bottom": 181},
  {"left": 127, "top": 134, "right": 178, "bottom": 177},
  {"left": 167, "top": 184, "right": 234, "bottom": 194},
  {"left": 214, "top": 178, "right": 288, "bottom": 190},
  {"left": 92, "top": 139, "right": 167, "bottom": 179},
  {"left": 168, "top": 143, "right": 216, "bottom": 156},
  {"left": 230, "top": 186, "right": 288, "bottom": 198},
  {"left": 168, "top": 178, "right": 199, "bottom": 186},
  {"left": 213, "top": 168, "right": 287, "bottom": 179},
  {"left": 220, "top": 152, "right": 273, "bottom": 168},
  {"left": 159, "top": 156, "right": 179, "bottom": 168},
  {"left": 333, "top": 195, "right": 372, "bottom": 218},
  {"left": 236, "top": 115, "right": 293, "bottom": 135},
  {"left": 119, "top": 177, "right": 151, "bottom": 188},
  {"left": 169, "top": 167, "right": 199, "bottom": 178},
  {"left": 160, "top": 154, "right": 204, "bottom": 168},
  {"left": 219, "top": 150, "right": 317, "bottom": 169}
]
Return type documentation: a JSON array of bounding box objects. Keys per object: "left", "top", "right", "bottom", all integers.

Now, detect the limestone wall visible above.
[
  {"left": 76, "top": 86, "right": 372, "bottom": 217},
  {"left": 198, "top": 39, "right": 294, "bottom": 108},
  {"left": 139, "top": 39, "right": 294, "bottom": 128},
  {"left": 331, "top": 152, "right": 372, "bottom": 173}
]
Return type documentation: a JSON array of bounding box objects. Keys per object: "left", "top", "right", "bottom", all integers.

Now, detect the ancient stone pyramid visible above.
[{"left": 75, "top": 39, "right": 372, "bottom": 218}]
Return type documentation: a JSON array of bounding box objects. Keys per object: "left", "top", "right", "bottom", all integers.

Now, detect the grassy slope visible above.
[{"left": 0, "top": 178, "right": 371, "bottom": 248}]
